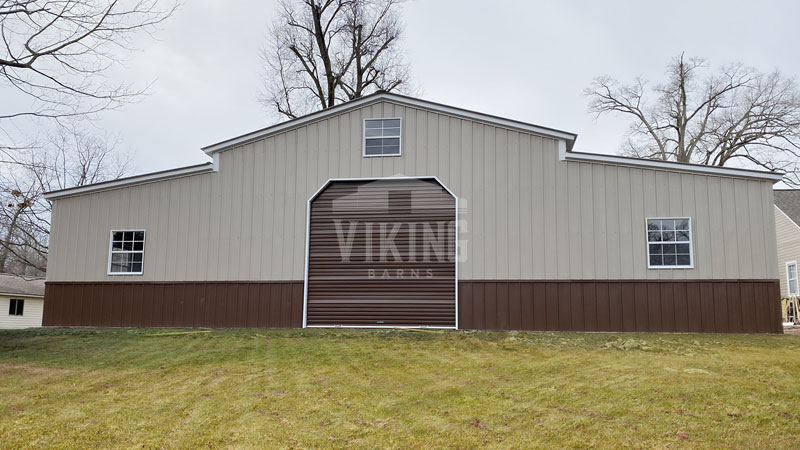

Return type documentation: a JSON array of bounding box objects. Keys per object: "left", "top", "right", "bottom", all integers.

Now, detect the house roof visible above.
[
  {"left": 775, "top": 190, "right": 800, "bottom": 225},
  {"left": 0, "top": 273, "right": 45, "bottom": 298}
]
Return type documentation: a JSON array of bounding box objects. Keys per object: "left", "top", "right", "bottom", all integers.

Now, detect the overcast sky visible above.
[{"left": 77, "top": 0, "right": 800, "bottom": 173}]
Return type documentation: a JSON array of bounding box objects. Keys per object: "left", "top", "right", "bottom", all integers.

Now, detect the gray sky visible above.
[{"left": 84, "top": 0, "right": 800, "bottom": 173}]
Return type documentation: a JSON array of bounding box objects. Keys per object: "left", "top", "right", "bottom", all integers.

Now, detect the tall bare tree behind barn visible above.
[
  {"left": 261, "top": 0, "right": 413, "bottom": 119},
  {"left": 585, "top": 54, "right": 800, "bottom": 185}
]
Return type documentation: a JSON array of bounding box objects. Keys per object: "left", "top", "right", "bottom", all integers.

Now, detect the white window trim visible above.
[
  {"left": 362, "top": 117, "right": 402, "bottom": 157},
  {"left": 786, "top": 261, "right": 798, "bottom": 296},
  {"left": 107, "top": 229, "right": 146, "bottom": 276},
  {"left": 645, "top": 217, "right": 694, "bottom": 269}
]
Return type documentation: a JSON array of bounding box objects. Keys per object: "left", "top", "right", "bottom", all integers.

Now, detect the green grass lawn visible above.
[{"left": 0, "top": 329, "right": 799, "bottom": 449}]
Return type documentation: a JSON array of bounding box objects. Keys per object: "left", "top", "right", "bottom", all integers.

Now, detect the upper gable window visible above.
[{"left": 364, "top": 118, "right": 401, "bottom": 157}]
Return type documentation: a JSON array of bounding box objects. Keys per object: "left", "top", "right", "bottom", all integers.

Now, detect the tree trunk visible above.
[{"left": 0, "top": 207, "right": 22, "bottom": 273}]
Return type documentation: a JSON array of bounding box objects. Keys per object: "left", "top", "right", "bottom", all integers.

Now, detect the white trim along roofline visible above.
[
  {"left": 202, "top": 91, "right": 578, "bottom": 154},
  {"left": 0, "top": 291, "right": 44, "bottom": 299},
  {"left": 43, "top": 155, "right": 219, "bottom": 200},
  {"left": 44, "top": 93, "right": 784, "bottom": 200},
  {"left": 558, "top": 140, "right": 783, "bottom": 182}
]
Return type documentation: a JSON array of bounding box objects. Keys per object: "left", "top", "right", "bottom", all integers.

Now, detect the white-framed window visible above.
[
  {"left": 108, "top": 230, "right": 145, "bottom": 275},
  {"left": 8, "top": 299, "right": 23, "bottom": 316},
  {"left": 363, "top": 118, "right": 401, "bottom": 157},
  {"left": 646, "top": 217, "right": 693, "bottom": 269},
  {"left": 787, "top": 261, "right": 798, "bottom": 296}
]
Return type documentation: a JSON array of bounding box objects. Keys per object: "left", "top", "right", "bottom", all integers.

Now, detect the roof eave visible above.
[
  {"left": 44, "top": 161, "right": 217, "bottom": 200},
  {"left": 561, "top": 148, "right": 784, "bottom": 182},
  {"left": 201, "top": 91, "right": 578, "bottom": 155},
  {"left": 0, "top": 291, "right": 44, "bottom": 298}
]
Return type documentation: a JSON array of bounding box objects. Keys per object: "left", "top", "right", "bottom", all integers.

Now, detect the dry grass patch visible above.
[{"left": 0, "top": 328, "right": 799, "bottom": 449}]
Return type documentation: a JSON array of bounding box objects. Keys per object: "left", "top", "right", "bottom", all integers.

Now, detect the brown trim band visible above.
[
  {"left": 459, "top": 280, "right": 783, "bottom": 334},
  {"left": 44, "top": 279, "right": 783, "bottom": 333},
  {"left": 43, "top": 281, "right": 303, "bottom": 328}
]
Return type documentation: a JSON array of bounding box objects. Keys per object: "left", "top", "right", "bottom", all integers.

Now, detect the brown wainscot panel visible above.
[
  {"left": 43, "top": 281, "right": 303, "bottom": 328},
  {"left": 458, "top": 280, "right": 783, "bottom": 334}
]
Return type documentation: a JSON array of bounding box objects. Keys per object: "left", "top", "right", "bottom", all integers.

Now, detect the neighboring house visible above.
[
  {"left": 0, "top": 273, "right": 45, "bottom": 329},
  {"left": 42, "top": 92, "right": 784, "bottom": 333},
  {"left": 774, "top": 190, "right": 800, "bottom": 298}
]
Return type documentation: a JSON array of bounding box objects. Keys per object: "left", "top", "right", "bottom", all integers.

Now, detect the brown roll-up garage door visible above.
[{"left": 306, "top": 178, "right": 456, "bottom": 327}]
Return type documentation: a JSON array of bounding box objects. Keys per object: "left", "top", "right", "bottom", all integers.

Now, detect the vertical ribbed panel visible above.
[
  {"left": 42, "top": 281, "right": 303, "bottom": 328},
  {"left": 458, "top": 280, "right": 782, "bottom": 333},
  {"left": 306, "top": 179, "right": 456, "bottom": 326}
]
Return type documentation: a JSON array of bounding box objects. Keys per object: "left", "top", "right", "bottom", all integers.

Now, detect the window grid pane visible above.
[
  {"left": 647, "top": 218, "right": 692, "bottom": 268},
  {"left": 365, "top": 119, "right": 401, "bottom": 156},
  {"left": 109, "top": 230, "right": 145, "bottom": 274}
]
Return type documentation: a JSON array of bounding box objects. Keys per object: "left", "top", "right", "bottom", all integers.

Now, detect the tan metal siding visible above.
[
  {"left": 47, "top": 100, "right": 778, "bottom": 282},
  {"left": 775, "top": 206, "right": 800, "bottom": 297}
]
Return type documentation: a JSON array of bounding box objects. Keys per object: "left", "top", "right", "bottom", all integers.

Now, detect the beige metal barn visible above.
[{"left": 43, "top": 92, "right": 785, "bottom": 332}]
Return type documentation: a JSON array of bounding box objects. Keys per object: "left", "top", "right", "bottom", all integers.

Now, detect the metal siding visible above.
[
  {"left": 455, "top": 280, "right": 778, "bottom": 333},
  {"left": 306, "top": 179, "right": 456, "bottom": 327},
  {"left": 605, "top": 166, "right": 621, "bottom": 280},
  {"left": 43, "top": 282, "right": 303, "bottom": 328},
  {"left": 617, "top": 168, "right": 634, "bottom": 278},
  {"left": 46, "top": 100, "right": 778, "bottom": 284}
]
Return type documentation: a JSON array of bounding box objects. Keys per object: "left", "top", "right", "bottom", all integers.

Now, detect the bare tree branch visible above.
[
  {"left": 0, "top": 0, "right": 178, "bottom": 122},
  {"left": 585, "top": 54, "right": 800, "bottom": 185},
  {"left": 0, "top": 124, "right": 133, "bottom": 275},
  {"left": 260, "top": 0, "right": 415, "bottom": 120}
]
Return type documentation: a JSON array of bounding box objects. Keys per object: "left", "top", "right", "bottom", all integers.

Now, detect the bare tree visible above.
[
  {"left": 0, "top": 0, "right": 177, "bottom": 122},
  {"left": 0, "top": 1, "right": 174, "bottom": 274},
  {"left": 261, "top": 0, "right": 412, "bottom": 120},
  {"left": 585, "top": 54, "right": 800, "bottom": 184},
  {"left": 0, "top": 125, "right": 132, "bottom": 274}
]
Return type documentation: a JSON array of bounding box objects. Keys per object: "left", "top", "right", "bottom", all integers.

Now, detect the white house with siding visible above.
[
  {"left": 774, "top": 190, "right": 800, "bottom": 298},
  {"left": 0, "top": 273, "right": 45, "bottom": 329}
]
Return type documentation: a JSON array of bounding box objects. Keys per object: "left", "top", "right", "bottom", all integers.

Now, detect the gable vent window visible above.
[
  {"left": 9, "top": 299, "right": 23, "bottom": 316},
  {"left": 364, "top": 118, "right": 401, "bottom": 156},
  {"left": 646, "top": 218, "right": 693, "bottom": 268},
  {"left": 108, "top": 230, "right": 145, "bottom": 275}
]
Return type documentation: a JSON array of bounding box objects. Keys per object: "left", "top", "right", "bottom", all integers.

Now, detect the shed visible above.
[
  {"left": 0, "top": 273, "right": 45, "bottom": 329},
  {"left": 42, "top": 92, "right": 784, "bottom": 332}
]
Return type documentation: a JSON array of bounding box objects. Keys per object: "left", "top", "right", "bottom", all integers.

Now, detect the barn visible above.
[{"left": 42, "top": 92, "right": 784, "bottom": 332}]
